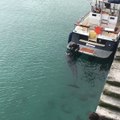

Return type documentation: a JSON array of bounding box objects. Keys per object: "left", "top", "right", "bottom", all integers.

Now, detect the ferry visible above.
[{"left": 67, "top": 0, "right": 120, "bottom": 58}]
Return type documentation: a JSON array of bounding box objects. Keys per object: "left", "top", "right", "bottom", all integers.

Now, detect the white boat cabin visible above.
[{"left": 74, "top": 0, "right": 120, "bottom": 42}]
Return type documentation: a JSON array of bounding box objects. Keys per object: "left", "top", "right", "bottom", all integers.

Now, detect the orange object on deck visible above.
[
  {"left": 80, "top": 47, "right": 95, "bottom": 54},
  {"left": 95, "top": 26, "right": 102, "bottom": 34}
]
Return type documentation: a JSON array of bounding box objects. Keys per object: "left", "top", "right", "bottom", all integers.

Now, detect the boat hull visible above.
[{"left": 67, "top": 32, "right": 119, "bottom": 59}]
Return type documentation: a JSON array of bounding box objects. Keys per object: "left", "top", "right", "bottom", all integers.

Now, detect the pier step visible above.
[
  {"left": 100, "top": 94, "right": 120, "bottom": 111},
  {"left": 115, "top": 51, "right": 120, "bottom": 60},
  {"left": 115, "top": 43, "right": 120, "bottom": 60},
  {"left": 96, "top": 44, "right": 120, "bottom": 119},
  {"left": 104, "top": 83, "right": 120, "bottom": 97},
  {"left": 106, "top": 80, "right": 120, "bottom": 88},
  {"left": 96, "top": 106, "right": 120, "bottom": 120},
  {"left": 118, "top": 43, "right": 120, "bottom": 50},
  {"left": 107, "top": 63, "right": 120, "bottom": 83}
]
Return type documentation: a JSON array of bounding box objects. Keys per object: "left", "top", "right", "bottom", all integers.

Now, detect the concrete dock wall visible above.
[{"left": 96, "top": 45, "right": 120, "bottom": 120}]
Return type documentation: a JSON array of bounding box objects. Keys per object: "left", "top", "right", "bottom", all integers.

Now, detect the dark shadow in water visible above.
[
  {"left": 75, "top": 115, "right": 82, "bottom": 120},
  {"left": 85, "top": 70, "right": 95, "bottom": 87},
  {"left": 47, "top": 100, "right": 56, "bottom": 110},
  {"left": 66, "top": 53, "right": 81, "bottom": 88},
  {"left": 61, "top": 103, "right": 73, "bottom": 114},
  {"left": 66, "top": 52, "right": 115, "bottom": 88}
]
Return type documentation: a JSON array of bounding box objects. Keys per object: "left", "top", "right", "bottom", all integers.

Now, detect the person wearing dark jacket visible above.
[
  {"left": 89, "top": 112, "right": 114, "bottom": 120},
  {"left": 89, "top": 112, "right": 100, "bottom": 120}
]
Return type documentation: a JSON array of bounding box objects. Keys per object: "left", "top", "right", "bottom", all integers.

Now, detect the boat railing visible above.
[
  {"left": 80, "top": 11, "right": 90, "bottom": 22},
  {"left": 74, "top": 11, "right": 90, "bottom": 26}
]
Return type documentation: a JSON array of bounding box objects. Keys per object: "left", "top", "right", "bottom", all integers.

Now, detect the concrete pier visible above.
[{"left": 96, "top": 44, "right": 120, "bottom": 120}]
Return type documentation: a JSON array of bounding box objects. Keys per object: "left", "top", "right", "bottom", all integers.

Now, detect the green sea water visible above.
[{"left": 0, "top": 0, "right": 113, "bottom": 120}]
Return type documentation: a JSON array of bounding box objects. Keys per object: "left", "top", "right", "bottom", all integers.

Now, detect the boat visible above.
[{"left": 67, "top": 0, "right": 120, "bottom": 58}]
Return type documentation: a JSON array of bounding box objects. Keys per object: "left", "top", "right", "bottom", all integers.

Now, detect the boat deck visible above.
[
  {"left": 67, "top": 42, "right": 112, "bottom": 58},
  {"left": 74, "top": 11, "right": 120, "bottom": 41}
]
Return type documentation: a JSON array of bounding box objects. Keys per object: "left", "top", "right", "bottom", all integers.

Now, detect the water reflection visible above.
[
  {"left": 65, "top": 53, "right": 115, "bottom": 120},
  {"left": 66, "top": 53, "right": 114, "bottom": 88},
  {"left": 75, "top": 115, "right": 82, "bottom": 120},
  {"left": 66, "top": 53, "right": 80, "bottom": 88}
]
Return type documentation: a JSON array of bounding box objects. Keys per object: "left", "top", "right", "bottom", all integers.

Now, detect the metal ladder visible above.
[{"left": 100, "top": 2, "right": 110, "bottom": 25}]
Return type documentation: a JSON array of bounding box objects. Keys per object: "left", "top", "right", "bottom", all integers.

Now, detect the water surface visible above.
[{"left": 0, "top": 0, "right": 113, "bottom": 120}]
